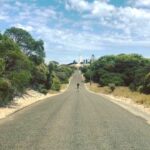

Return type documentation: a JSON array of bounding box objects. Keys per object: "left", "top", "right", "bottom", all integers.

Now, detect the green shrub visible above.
[
  {"left": 81, "top": 66, "right": 89, "bottom": 74},
  {"left": 47, "top": 63, "right": 74, "bottom": 90},
  {"left": 0, "top": 78, "right": 12, "bottom": 91},
  {"left": 32, "top": 63, "right": 48, "bottom": 85},
  {"left": 51, "top": 76, "right": 61, "bottom": 91},
  {"left": 0, "top": 59, "right": 5, "bottom": 76},
  {"left": 0, "top": 35, "right": 20, "bottom": 57},
  {"left": 82, "top": 54, "right": 150, "bottom": 94},
  {"left": 0, "top": 78, "right": 14, "bottom": 106},
  {"left": 141, "top": 73, "right": 150, "bottom": 94},
  {"left": 0, "top": 29, "right": 47, "bottom": 106},
  {"left": 84, "top": 69, "right": 92, "bottom": 82},
  {"left": 108, "top": 83, "right": 116, "bottom": 92},
  {"left": 29, "top": 55, "right": 44, "bottom": 65},
  {"left": 99, "top": 73, "right": 124, "bottom": 86},
  {"left": 6, "top": 50, "right": 33, "bottom": 72},
  {"left": 55, "top": 65, "right": 74, "bottom": 84},
  {"left": 39, "top": 88, "right": 48, "bottom": 95},
  {"left": 56, "top": 72, "right": 68, "bottom": 84},
  {"left": 137, "top": 85, "right": 143, "bottom": 93},
  {"left": 9, "top": 70, "right": 31, "bottom": 93},
  {"left": 129, "top": 83, "right": 137, "bottom": 91}
]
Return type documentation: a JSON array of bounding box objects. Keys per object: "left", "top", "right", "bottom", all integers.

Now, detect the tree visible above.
[
  {"left": 0, "top": 78, "right": 13, "bottom": 106},
  {"left": 0, "top": 33, "right": 34, "bottom": 105},
  {"left": 0, "top": 34, "right": 20, "bottom": 57},
  {"left": 82, "top": 54, "right": 150, "bottom": 94},
  {"left": 0, "top": 59, "right": 5, "bottom": 76},
  {"left": 5, "top": 50, "right": 33, "bottom": 72},
  {"left": 4, "top": 27, "right": 45, "bottom": 61},
  {"left": 9, "top": 70, "right": 32, "bottom": 94},
  {"left": 99, "top": 73, "right": 124, "bottom": 86},
  {"left": 51, "top": 75, "right": 61, "bottom": 91},
  {"left": 46, "top": 61, "right": 59, "bottom": 89},
  {"left": 141, "top": 73, "right": 150, "bottom": 94},
  {"left": 31, "top": 63, "right": 49, "bottom": 87}
]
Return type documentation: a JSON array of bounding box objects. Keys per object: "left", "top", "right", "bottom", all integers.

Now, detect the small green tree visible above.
[
  {"left": 9, "top": 70, "right": 31, "bottom": 94},
  {"left": 51, "top": 75, "right": 61, "bottom": 91},
  {"left": 0, "top": 78, "right": 13, "bottom": 106},
  {"left": 141, "top": 73, "right": 150, "bottom": 94},
  {"left": 0, "top": 59, "right": 5, "bottom": 76},
  {"left": 56, "top": 72, "right": 68, "bottom": 83},
  {"left": 99, "top": 73, "right": 124, "bottom": 86},
  {"left": 31, "top": 63, "right": 49, "bottom": 89}
]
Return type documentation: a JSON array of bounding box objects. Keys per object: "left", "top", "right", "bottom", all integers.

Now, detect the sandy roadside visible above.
[
  {"left": 85, "top": 83, "right": 150, "bottom": 124},
  {"left": 0, "top": 80, "right": 71, "bottom": 119}
]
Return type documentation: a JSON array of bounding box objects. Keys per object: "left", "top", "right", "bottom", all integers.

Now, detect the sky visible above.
[{"left": 0, "top": 0, "right": 150, "bottom": 63}]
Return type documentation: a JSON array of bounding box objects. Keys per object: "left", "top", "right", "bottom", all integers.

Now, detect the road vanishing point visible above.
[{"left": 0, "top": 71, "right": 150, "bottom": 150}]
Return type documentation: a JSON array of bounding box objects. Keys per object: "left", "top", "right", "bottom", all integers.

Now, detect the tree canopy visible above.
[
  {"left": 82, "top": 54, "right": 150, "bottom": 94},
  {"left": 0, "top": 27, "right": 74, "bottom": 106},
  {"left": 4, "top": 27, "right": 45, "bottom": 63}
]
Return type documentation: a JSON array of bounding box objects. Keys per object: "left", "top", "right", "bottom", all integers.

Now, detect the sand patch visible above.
[{"left": 0, "top": 84, "right": 68, "bottom": 119}]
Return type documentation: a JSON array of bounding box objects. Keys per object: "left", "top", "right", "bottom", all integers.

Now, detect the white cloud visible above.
[
  {"left": 14, "top": 23, "right": 34, "bottom": 32},
  {"left": 0, "top": 0, "right": 150, "bottom": 63},
  {"left": 66, "top": 0, "right": 115, "bottom": 16},
  {"left": 65, "top": 0, "right": 90, "bottom": 11},
  {"left": 91, "top": 0, "right": 115, "bottom": 16},
  {"left": 35, "top": 26, "right": 102, "bottom": 51},
  {"left": 0, "top": 14, "right": 8, "bottom": 20},
  {"left": 130, "top": 0, "right": 150, "bottom": 8},
  {"left": 72, "top": 1, "right": 150, "bottom": 42}
]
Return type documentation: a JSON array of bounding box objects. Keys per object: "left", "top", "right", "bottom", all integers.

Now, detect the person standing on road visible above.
[{"left": 77, "top": 83, "right": 80, "bottom": 89}]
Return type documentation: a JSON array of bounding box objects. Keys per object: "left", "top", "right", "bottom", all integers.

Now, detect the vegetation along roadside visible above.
[
  {"left": 0, "top": 27, "right": 74, "bottom": 107},
  {"left": 81, "top": 54, "right": 150, "bottom": 106}
]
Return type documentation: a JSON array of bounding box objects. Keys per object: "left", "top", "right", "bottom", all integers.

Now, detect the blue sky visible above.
[{"left": 0, "top": 0, "right": 150, "bottom": 63}]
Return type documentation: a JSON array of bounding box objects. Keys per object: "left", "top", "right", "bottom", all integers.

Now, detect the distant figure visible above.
[{"left": 77, "top": 83, "right": 80, "bottom": 89}]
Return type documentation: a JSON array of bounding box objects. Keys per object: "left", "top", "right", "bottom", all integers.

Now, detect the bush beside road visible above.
[
  {"left": 0, "top": 78, "right": 71, "bottom": 119},
  {"left": 82, "top": 54, "right": 150, "bottom": 95},
  {"left": 0, "top": 27, "right": 74, "bottom": 106}
]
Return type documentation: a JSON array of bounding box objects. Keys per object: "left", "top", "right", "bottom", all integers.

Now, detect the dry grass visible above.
[
  {"left": 86, "top": 83, "right": 150, "bottom": 107},
  {"left": 60, "top": 84, "right": 68, "bottom": 91},
  {"left": 48, "top": 90, "right": 59, "bottom": 94},
  {"left": 87, "top": 83, "right": 110, "bottom": 94}
]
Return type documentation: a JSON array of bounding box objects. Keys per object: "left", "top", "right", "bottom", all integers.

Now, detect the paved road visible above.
[{"left": 0, "top": 71, "right": 150, "bottom": 150}]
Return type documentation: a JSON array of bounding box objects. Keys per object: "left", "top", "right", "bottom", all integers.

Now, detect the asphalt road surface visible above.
[{"left": 0, "top": 71, "right": 150, "bottom": 150}]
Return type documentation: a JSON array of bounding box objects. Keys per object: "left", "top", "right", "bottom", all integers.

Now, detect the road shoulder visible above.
[
  {"left": 85, "top": 83, "right": 150, "bottom": 124},
  {"left": 0, "top": 77, "right": 72, "bottom": 119}
]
